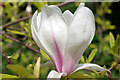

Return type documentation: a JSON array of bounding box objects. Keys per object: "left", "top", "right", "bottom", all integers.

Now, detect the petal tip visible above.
[
  {"left": 43, "top": 4, "right": 48, "bottom": 10},
  {"left": 32, "top": 10, "right": 38, "bottom": 18},
  {"left": 34, "top": 10, "right": 38, "bottom": 14},
  {"left": 106, "top": 69, "right": 111, "bottom": 74},
  {"left": 32, "top": 10, "right": 38, "bottom": 23},
  {"left": 44, "top": 4, "right": 48, "bottom": 6},
  {"left": 79, "top": 3, "right": 85, "bottom": 7},
  {"left": 47, "top": 70, "right": 63, "bottom": 78}
]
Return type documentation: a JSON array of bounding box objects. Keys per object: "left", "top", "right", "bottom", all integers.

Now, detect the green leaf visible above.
[
  {"left": 0, "top": 74, "right": 19, "bottom": 78},
  {"left": 116, "top": 35, "right": 120, "bottom": 47},
  {"left": 33, "top": 57, "right": 41, "bottom": 78},
  {"left": 109, "top": 32, "right": 115, "bottom": 48},
  {"left": 0, "top": 74, "right": 20, "bottom": 80},
  {"left": 7, "top": 64, "right": 34, "bottom": 78},
  {"left": 40, "top": 49, "right": 50, "bottom": 60},
  {"left": 100, "top": 71, "right": 106, "bottom": 78},
  {"left": 33, "top": 2, "right": 47, "bottom": 11},
  {"left": 18, "top": 2, "right": 24, "bottom": 6},
  {"left": 7, "top": 53, "right": 19, "bottom": 60},
  {"left": 80, "top": 56, "right": 85, "bottom": 63},
  {"left": 7, "top": 29, "right": 25, "bottom": 36},
  {"left": 26, "top": 64, "right": 34, "bottom": 73},
  {"left": 67, "top": 71, "right": 93, "bottom": 78},
  {"left": 115, "top": 35, "right": 120, "bottom": 50},
  {"left": 87, "top": 48, "right": 97, "bottom": 63},
  {"left": 112, "top": 35, "right": 120, "bottom": 54},
  {"left": 93, "top": 70, "right": 100, "bottom": 78},
  {"left": 109, "top": 25, "right": 116, "bottom": 30}
]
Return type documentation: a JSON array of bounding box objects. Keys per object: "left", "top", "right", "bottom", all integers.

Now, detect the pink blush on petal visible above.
[
  {"left": 62, "top": 56, "right": 76, "bottom": 75},
  {"left": 49, "top": 16, "right": 63, "bottom": 73}
]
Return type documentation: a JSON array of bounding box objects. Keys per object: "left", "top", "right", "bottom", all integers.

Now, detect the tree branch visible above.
[
  {"left": 57, "top": 0, "right": 74, "bottom": 7},
  {"left": 2, "top": 1, "right": 74, "bottom": 29},
  {"left": 109, "top": 60, "right": 119, "bottom": 71},
  {"left": 0, "top": 48, "right": 12, "bottom": 64},
  {"left": 2, "top": 16, "right": 31, "bottom": 29},
  {"left": 0, "top": 32, "right": 41, "bottom": 54}
]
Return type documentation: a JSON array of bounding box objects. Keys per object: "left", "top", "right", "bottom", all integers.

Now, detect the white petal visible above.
[
  {"left": 47, "top": 70, "right": 63, "bottom": 79},
  {"left": 62, "top": 3, "right": 95, "bottom": 75},
  {"left": 72, "top": 63, "right": 111, "bottom": 74},
  {"left": 31, "top": 11, "right": 49, "bottom": 56},
  {"left": 37, "top": 12, "right": 41, "bottom": 30},
  {"left": 31, "top": 11, "right": 41, "bottom": 48},
  {"left": 48, "top": 5, "right": 62, "bottom": 14},
  {"left": 74, "top": 3, "right": 85, "bottom": 15},
  {"left": 31, "top": 11, "right": 59, "bottom": 76},
  {"left": 63, "top": 10, "right": 73, "bottom": 26},
  {"left": 39, "top": 5, "right": 67, "bottom": 72}
]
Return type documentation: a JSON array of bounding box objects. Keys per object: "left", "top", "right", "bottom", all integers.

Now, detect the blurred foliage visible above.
[{"left": 1, "top": 1, "right": 120, "bottom": 79}]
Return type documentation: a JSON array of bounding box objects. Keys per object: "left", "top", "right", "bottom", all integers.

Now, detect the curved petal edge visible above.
[
  {"left": 47, "top": 70, "right": 63, "bottom": 80},
  {"left": 72, "top": 63, "right": 111, "bottom": 74}
]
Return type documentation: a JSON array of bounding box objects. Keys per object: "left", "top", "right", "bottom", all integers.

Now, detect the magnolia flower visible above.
[{"left": 31, "top": 3, "right": 110, "bottom": 78}]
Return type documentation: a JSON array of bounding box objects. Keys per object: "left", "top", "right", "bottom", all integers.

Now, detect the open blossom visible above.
[{"left": 31, "top": 3, "right": 110, "bottom": 78}]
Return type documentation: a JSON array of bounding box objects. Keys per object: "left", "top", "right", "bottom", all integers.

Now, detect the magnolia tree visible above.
[{"left": 1, "top": 2, "right": 120, "bottom": 80}]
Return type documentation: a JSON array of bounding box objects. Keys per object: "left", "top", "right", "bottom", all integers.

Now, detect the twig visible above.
[
  {"left": 103, "top": 60, "right": 120, "bottom": 80},
  {"left": 2, "top": 16, "right": 31, "bottom": 29},
  {"left": 2, "top": 1, "right": 74, "bottom": 29},
  {"left": 57, "top": 0, "right": 74, "bottom": 7},
  {"left": 109, "top": 60, "right": 119, "bottom": 71},
  {"left": 84, "top": 69, "right": 95, "bottom": 73},
  {"left": 0, "top": 48, "right": 12, "bottom": 64},
  {"left": 0, "top": 32, "right": 41, "bottom": 54},
  {"left": 107, "top": 75, "right": 113, "bottom": 80}
]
